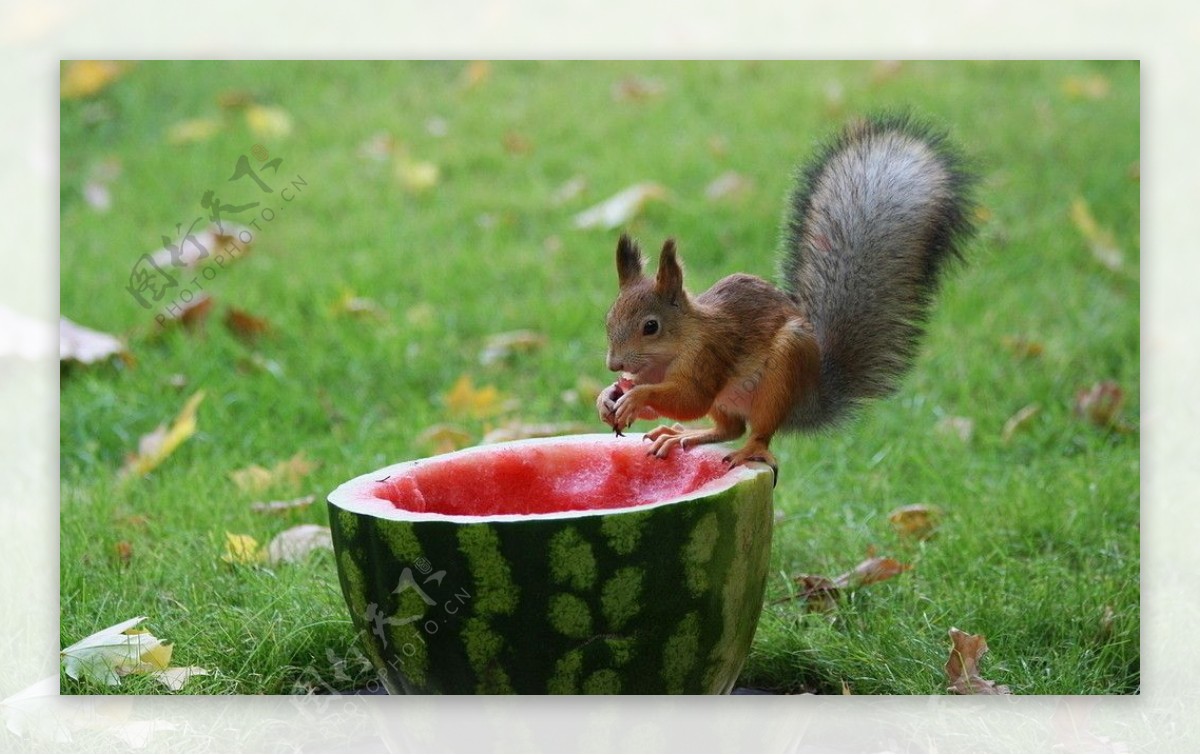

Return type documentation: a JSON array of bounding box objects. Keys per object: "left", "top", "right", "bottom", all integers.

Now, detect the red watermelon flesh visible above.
[{"left": 373, "top": 436, "right": 732, "bottom": 517}]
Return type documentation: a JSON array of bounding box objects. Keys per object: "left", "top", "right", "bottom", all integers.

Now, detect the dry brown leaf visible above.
[
  {"left": 1074, "top": 381, "right": 1128, "bottom": 430},
  {"left": 773, "top": 574, "right": 840, "bottom": 612},
  {"left": 888, "top": 504, "right": 945, "bottom": 540},
  {"left": 612, "top": 75, "right": 666, "bottom": 102},
  {"left": 444, "top": 375, "right": 511, "bottom": 419},
  {"left": 148, "top": 222, "right": 252, "bottom": 271},
  {"left": 1001, "top": 335, "right": 1045, "bottom": 359},
  {"left": 250, "top": 494, "right": 317, "bottom": 514},
  {"left": 480, "top": 330, "right": 547, "bottom": 365},
  {"left": 482, "top": 421, "right": 594, "bottom": 444},
  {"left": 230, "top": 452, "right": 317, "bottom": 494},
  {"left": 1062, "top": 74, "right": 1111, "bottom": 100},
  {"left": 834, "top": 555, "right": 911, "bottom": 589},
  {"left": 704, "top": 171, "right": 754, "bottom": 202},
  {"left": 265, "top": 524, "right": 333, "bottom": 565},
  {"left": 1070, "top": 197, "right": 1123, "bottom": 271},
  {"left": 60, "top": 317, "right": 129, "bottom": 365},
  {"left": 502, "top": 131, "right": 533, "bottom": 155},
  {"left": 61, "top": 60, "right": 129, "bottom": 99},
  {"left": 870, "top": 60, "right": 904, "bottom": 85},
  {"left": 461, "top": 61, "right": 492, "bottom": 89},
  {"left": 224, "top": 308, "right": 271, "bottom": 342},
  {"left": 573, "top": 183, "right": 668, "bottom": 230},
  {"left": 945, "top": 627, "right": 1012, "bottom": 695},
  {"left": 113, "top": 541, "right": 133, "bottom": 567},
  {"left": 1001, "top": 403, "right": 1040, "bottom": 442},
  {"left": 119, "top": 391, "right": 206, "bottom": 480},
  {"left": 416, "top": 424, "right": 473, "bottom": 455}
]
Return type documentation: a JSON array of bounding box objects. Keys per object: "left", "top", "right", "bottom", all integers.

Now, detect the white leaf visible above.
[
  {"left": 151, "top": 666, "right": 210, "bottom": 691},
  {"left": 60, "top": 616, "right": 157, "bottom": 686},
  {"left": 265, "top": 524, "right": 333, "bottom": 565},
  {"left": 59, "top": 317, "right": 127, "bottom": 364},
  {"left": 572, "top": 182, "right": 667, "bottom": 230}
]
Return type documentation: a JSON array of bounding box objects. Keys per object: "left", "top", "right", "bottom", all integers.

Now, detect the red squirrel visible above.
[{"left": 596, "top": 114, "right": 977, "bottom": 480}]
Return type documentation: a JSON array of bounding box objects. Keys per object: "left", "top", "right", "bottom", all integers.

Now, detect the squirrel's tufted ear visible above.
[
  {"left": 655, "top": 238, "right": 685, "bottom": 300},
  {"left": 615, "top": 234, "right": 644, "bottom": 288}
]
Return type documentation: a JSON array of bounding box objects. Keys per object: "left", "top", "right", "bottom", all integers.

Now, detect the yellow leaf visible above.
[
  {"left": 1062, "top": 74, "right": 1110, "bottom": 100},
  {"left": 573, "top": 182, "right": 668, "bottom": 230},
  {"left": 166, "top": 118, "right": 223, "bottom": 145},
  {"left": 1001, "top": 403, "right": 1040, "bottom": 442},
  {"left": 245, "top": 104, "right": 293, "bottom": 138},
  {"left": 396, "top": 158, "right": 440, "bottom": 193},
  {"left": 139, "top": 640, "right": 173, "bottom": 672},
  {"left": 230, "top": 451, "right": 317, "bottom": 493},
  {"left": 444, "top": 375, "right": 506, "bottom": 419},
  {"left": 416, "top": 424, "right": 473, "bottom": 455},
  {"left": 888, "top": 504, "right": 945, "bottom": 540},
  {"left": 220, "top": 532, "right": 264, "bottom": 565},
  {"left": 120, "top": 391, "right": 206, "bottom": 480},
  {"left": 461, "top": 60, "right": 492, "bottom": 89},
  {"left": 1069, "top": 197, "right": 1123, "bottom": 271},
  {"left": 61, "top": 60, "right": 128, "bottom": 99}
]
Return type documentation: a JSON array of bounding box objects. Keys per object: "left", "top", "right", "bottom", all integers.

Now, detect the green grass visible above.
[{"left": 59, "top": 60, "right": 1139, "bottom": 695}]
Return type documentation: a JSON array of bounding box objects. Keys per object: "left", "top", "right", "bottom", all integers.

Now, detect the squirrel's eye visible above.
[{"left": 643, "top": 319, "right": 659, "bottom": 336}]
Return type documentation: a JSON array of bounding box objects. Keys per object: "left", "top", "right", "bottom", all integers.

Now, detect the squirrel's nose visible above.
[{"left": 606, "top": 354, "right": 623, "bottom": 373}]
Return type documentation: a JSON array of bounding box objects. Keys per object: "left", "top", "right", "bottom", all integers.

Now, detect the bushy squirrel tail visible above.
[{"left": 781, "top": 113, "right": 978, "bottom": 431}]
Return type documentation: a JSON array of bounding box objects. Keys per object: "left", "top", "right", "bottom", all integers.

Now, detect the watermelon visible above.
[{"left": 327, "top": 433, "right": 774, "bottom": 694}]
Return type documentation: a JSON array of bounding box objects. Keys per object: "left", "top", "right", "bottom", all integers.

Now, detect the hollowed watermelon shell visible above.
[{"left": 327, "top": 433, "right": 774, "bottom": 694}]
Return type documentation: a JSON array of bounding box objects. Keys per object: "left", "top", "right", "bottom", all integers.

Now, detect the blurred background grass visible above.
[{"left": 59, "top": 60, "right": 1139, "bottom": 694}]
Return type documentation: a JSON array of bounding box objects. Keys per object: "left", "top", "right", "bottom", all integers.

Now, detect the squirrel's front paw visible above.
[
  {"left": 612, "top": 387, "right": 648, "bottom": 431},
  {"left": 596, "top": 382, "right": 623, "bottom": 427}
]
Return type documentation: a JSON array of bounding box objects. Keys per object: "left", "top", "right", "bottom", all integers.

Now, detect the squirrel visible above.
[{"left": 595, "top": 114, "right": 977, "bottom": 481}]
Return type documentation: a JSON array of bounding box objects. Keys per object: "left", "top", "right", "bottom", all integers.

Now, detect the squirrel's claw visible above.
[{"left": 723, "top": 445, "right": 779, "bottom": 488}]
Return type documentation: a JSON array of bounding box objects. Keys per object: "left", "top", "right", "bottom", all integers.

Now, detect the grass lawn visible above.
[{"left": 59, "top": 60, "right": 1139, "bottom": 695}]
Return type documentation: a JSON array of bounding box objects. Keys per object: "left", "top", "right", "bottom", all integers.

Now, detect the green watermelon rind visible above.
[{"left": 328, "top": 433, "right": 774, "bottom": 694}]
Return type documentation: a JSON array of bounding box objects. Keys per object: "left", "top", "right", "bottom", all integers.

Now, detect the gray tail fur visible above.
[{"left": 781, "top": 113, "right": 977, "bottom": 431}]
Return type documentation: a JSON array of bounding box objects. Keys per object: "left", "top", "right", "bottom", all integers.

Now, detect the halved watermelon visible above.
[{"left": 327, "top": 433, "right": 774, "bottom": 694}]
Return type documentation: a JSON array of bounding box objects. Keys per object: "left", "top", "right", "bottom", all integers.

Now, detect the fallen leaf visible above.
[
  {"left": 265, "top": 524, "right": 333, "bottom": 564},
  {"left": 1070, "top": 197, "right": 1123, "bottom": 271},
  {"left": 152, "top": 666, "right": 210, "bottom": 692},
  {"left": 573, "top": 182, "right": 668, "bottom": 230},
  {"left": 461, "top": 60, "right": 492, "bottom": 89},
  {"left": 156, "top": 292, "right": 214, "bottom": 331},
  {"left": 823, "top": 80, "right": 846, "bottom": 115},
  {"left": 113, "top": 541, "right": 133, "bottom": 567},
  {"left": 935, "top": 415, "right": 975, "bottom": 443},
  {"left": 503, "top": 131, "right": 533, "bottom": 155},
  {"left": 60, "top": 317, "right": 129, "bottom": 365},
  {"left": 245, "top": 104, "right": 293, "bottom": 138},
  {"left": 220, "top": 532, "right": 265, "bottom": 565},
  {"left": 60, "top": 60, "right": 128, "bottom": 99},
  {"left": 888, "top": 504, "right": 945, "bottom": 540},
  {"left": 395, "top": 157, "right": 441, "bottom": 193},
  {"left": 416, "top": 424, "right": 473, "bottom": 455},
  {"left": 60, "top": 616, "right": 208, "bottom": 692},
  {"left": 551, "top": 175, "right": 588, "bottom": 206},
  {"left": 146, "top": 222, "right": 252, "bottom": 271},
  {"left": 612, "top": 75, "right": 666, "bottom": 102},
  {"left": 870, "top": 60, "right": 904, "bottom": 85},
  {"left": 704, "top": 171, "right": 753, "bottom": 202},
  {"left": 945, "top": 627, "right": 1012, "bottom": 695},
  {"left": 482, "top": 421, "right": 594, "bottom": 444},
  {"left": 165, "top": 117, "right": 223, "bottom": 145},
  {"left": 1001, "top": 335, "right": 1044, "bottom": 359},
  {"left": 224, "top": 307, "right": 271, "bottom": 342},
  {"left": 834, "top": 555, "right": 911, "bottom": 588},
  {"left": 216, "top": 89, "right": 256, "bottom": 109},
  {"left": 841, "top": 680, "right": 853, "bottom": 695},
  {"left": 773, "top": 574, "right": 840, "bottom": 612},
  {"left": 230, "top": 451, "right": 317, "bottom": 493},
  {"left": 444, "top": 375, "right": 509, "bottom": 419},
  {"left": 480, "top": 330, "right": 547, "bottom": 365},
  {"left": 330, "top": 290, "right": 386, "bottom": 321},
  {"left": 119, "top": 391, "right": 206, "bottom": 480},
  {"left": 82, "top": 156, "right": 121, "bottom": 212},
  {"left": 1001, "top": 403, "right": 1040, "bottom": 442},
  {"left": 1074, "top": 381, "right": 1127, "bottom": 430},
  {"left": 357, "top": 132, "right": 396, "bottom": 162},
  {"left": 250, "top": 494, "right": 317, "bottom": 514},
  {"left": 1062, "top": 74, "right": 1111, "bottom": 100}
]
